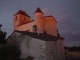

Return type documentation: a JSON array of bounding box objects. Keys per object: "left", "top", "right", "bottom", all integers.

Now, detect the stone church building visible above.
[{"left": 7, "top": 7, "right": 65, "bottom": 60}]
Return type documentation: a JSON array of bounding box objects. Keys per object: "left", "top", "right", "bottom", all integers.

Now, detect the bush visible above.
[
  {"left": 0, "top": 43, "right": 21, "bottom": 60},
  {"left": 27, "top": 56, "right": 34, "bottom": 60}
]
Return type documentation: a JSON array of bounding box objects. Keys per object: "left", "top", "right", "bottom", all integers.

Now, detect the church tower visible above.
[
  {"left": 34, "top": 7, "right": 44, "bottom": 33},
  {"left": 13, "top": 10, "right": 30, "bottom": 30}
]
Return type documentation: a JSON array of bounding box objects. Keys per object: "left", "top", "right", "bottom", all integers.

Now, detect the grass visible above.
[{"left": 68, "top": 51, "right": 80, "bottom": 58}]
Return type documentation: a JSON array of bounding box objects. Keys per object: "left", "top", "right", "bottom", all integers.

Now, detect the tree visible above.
[
  {"left": 0, "top": 24, "right": 7, "bottom": 44},
  {"left": 68, "top": 46, "right": 80, "bottom": 52},
  {"left": 0, "top": 31, "right": 7, "bottom": 43},
  {"left": 0, "top": 43, "right": 21, "bottom": 60}
]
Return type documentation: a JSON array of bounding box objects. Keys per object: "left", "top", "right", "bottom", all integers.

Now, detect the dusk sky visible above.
[{"left": 0, "top": 0, "right": 80, "bottom": 47}]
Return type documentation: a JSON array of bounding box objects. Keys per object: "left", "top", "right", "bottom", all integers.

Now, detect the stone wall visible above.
[
  {"left": 17, "top": 21, "right": 35, "bottom": 32},
  {"left": 44, "top": 17, "right": 57, "bottom": 36},
  {"left": 19, "top": 35, "right": 46, "bottom": 60},
  {"left": 14, "top": 14, "right": 30, "bottom": 30},
  {"left": 34, "top": 13, "right": 44, "bottom": 33},
  {"left": 14, "top": 12, "right": 58, "bottom": 37},
  {"left": 7, "top": 32, "right": 21, "bottom": 45},
  {"left": 45, "top": 41, "right": 57, "bottom": 60},
  {"left": 57, "top": 39, "right": 65, "bottom": 60},
  {"left": 7, "top": 32, "right": 46, "bottom": 60},
  {"left": 18, "top": 14, "right": 30, "bottom": 25},
  {"left": 14, "top": 15, "right": 19, "bottom": 30}
]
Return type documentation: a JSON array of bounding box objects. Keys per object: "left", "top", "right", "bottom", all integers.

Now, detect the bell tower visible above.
[
  {"left": 13, "top": 10, "right": 30, "bottom": 30},
  {"left": 34, "top": 7, "right": 44, "bottom": 33}
]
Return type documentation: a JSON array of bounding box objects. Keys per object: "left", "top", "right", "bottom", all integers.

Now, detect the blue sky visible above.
[{"left": 0, "top": 0, "right": 80, "bottom": 47}]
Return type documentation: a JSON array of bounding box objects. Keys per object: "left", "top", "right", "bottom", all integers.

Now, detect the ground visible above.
[{"left": 68, "top": 51, "right": 80, "bottom": 60}]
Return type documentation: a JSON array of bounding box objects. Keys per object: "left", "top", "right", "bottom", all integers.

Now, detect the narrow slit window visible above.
[
  {"left": 24, "top": 17, "right": 26, "bottom": 21},
  {"left": 16, "top": 16, "right": 17, "bottom": 20}
]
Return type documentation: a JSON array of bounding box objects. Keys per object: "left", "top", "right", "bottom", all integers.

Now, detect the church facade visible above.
[
  {"left": 7, "top": 7, "right": 65, "bottom": 60},
  {"left": 14, "top": 7, "right": 57, "bottom": 36}
]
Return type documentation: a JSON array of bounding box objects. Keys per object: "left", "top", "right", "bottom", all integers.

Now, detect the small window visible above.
[
  {"left": 24, "top": 17, "right": 26, "bottom": 21},
  {"left": 15, "top": 16, "right": 17, "bottom": 20}
]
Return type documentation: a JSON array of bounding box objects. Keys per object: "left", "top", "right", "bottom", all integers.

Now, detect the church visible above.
[
  {"left": 7, "top": 7, "right": 65, "bottom": 60},
  {"left": 13, "top": 7, "right": 57, "bottom": 36}
]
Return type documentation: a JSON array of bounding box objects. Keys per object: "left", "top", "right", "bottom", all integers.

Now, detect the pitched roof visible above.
[
  {"left": 8, "top": 30, "right": 58, "bottom": 41},
  {"left": 14, "top": 10, "right": 30, "bottom": 17},
  {"left": 34, "top": 7, "right": 44, "bottom": 14},
  {"left": 17, "top": 20, "right": 34, "bottom": 26},
  {"left": 44, "top": 15, "right": 57, "bottom": 23},
  {"left": 7, "top": 30, "right": 65, "bottom": 42}
]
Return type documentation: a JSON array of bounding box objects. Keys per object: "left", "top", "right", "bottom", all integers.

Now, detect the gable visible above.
[{"left": 44, "top": 15, "right": 57, "bottom": 23}]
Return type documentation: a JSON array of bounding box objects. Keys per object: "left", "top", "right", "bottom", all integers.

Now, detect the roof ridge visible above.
[
  {"left": 44, "top": 15, "right": 57, "bottom": 23},
  {"left": 44, "top": 15, "right": 53, "bottom": 17}
]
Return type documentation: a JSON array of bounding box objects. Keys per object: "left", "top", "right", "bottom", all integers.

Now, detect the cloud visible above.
[
  {"left": 55, "top": 2, "right": 80, "bottom": 46},
  {"left": 42, "top": 7, "right": 50, "bottom": 15},
  {"left": 64, "top": 40, "right": 80, "bottom": 47},
  {"left": 0, "top": 17, "right": 4, "bottom": 20}
]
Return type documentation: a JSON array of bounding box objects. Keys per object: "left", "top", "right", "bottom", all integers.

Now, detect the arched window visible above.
[
  {"left": 33, "top": 25, "right": 37, "bottom": 33},
  {"left": 44, "top": 30, "right": 47, "bottom": 34}
]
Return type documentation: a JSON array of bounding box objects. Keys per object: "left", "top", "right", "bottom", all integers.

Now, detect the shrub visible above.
[{"left": 0, "top": 43, "right": 21, "bottom": 60}]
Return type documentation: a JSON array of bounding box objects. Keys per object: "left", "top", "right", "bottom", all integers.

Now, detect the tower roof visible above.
[
  {"left": 34, "top": 7, "right": 44, "bottom": 14},
  {"left": 14, "top": 10, "right": 30, "bottom": 17}
]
